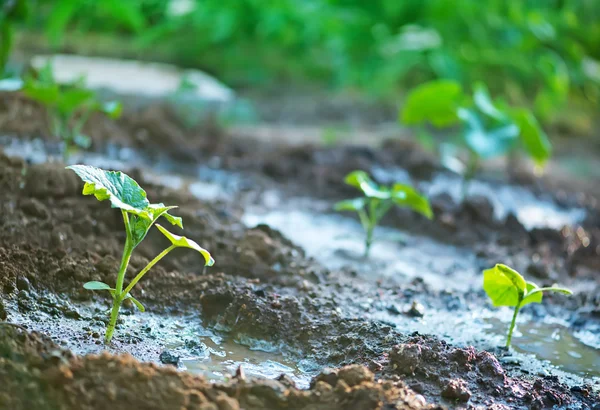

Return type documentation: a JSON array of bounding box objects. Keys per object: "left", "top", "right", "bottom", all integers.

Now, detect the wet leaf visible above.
[
  {"left": 473, "top": 83, "right": 507, "bottom": 121},
  {"left": 156, "top": 224, "right": 214, "bottom": 266},
  {"left": 459, "top": 108, "right": 519, "bottom": 159},
  {"left": 521, "top": 281, "right": 543, "bottom": 307},
  {"left": 130, "top": 204, "right": 182, "bottom": 247},
  {"left": 401, "top": 80, "right": 464, "bottom": 127},
  {"left": 101, "top": 100, "right": 123, "bottom": 119}
]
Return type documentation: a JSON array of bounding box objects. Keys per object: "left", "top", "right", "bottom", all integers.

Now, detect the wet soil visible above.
[{"left": 1, "top": 92, "right": 599, "bottom": 409}]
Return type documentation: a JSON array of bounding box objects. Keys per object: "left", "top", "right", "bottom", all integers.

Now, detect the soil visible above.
[{"left": 0, "top": 90, "right": 599, "bottom": 409}]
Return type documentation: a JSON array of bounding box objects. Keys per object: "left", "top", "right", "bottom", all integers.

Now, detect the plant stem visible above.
[
  {"left": 105, "top": 211, "right": 133, "bottom": 344},
  {"left": 122, "top": 245, "right": 175, "bottom": 297},
  {"left": 364, "top": 224, "right": 374, "bottom": 258},
  {"left": 506, "top": 301, "right": 522, "bottom": 348}
]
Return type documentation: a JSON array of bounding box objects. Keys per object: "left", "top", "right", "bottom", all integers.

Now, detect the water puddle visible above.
[
  {"left": 243, "top": 197, "right": 479, "bottom": 291},
  {"left": 484, "top": 317, "right": 600, "bottom": 378}
]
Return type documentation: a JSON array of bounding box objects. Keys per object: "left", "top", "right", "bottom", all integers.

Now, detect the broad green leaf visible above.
[
  {"left": 23, "top": 82, "right": 60, "bottom": 106},
  {"left": 483, "top": 264, "right": 526, "bottom": 307},
  {"left": 45, "top": 0, "right": 79, "bottom": 46},
  {"left": 57, "top": 88, "right": 95, "bottom": 115},
  {"left": 521, "top": 281, "right": 543, "bottom": 307},
  {"left": 66, "top": 165, "right": 150, "bottom": 215},
  {"left": 334, "top": 198, "right": 367, "bottom": 212},
  {"left": 390, "top": 184, "right": 433, "bottom": 219},
  {"left": 83, "top": 281, "right": 114, "bottom": 291},
  {"left": 124, "top": 294, "right": 145, "bottom": 312},
  {"left": 510, "top": 108, "right": 551, "bottom": 166},
  {"left": 344, "top": 171, "right": 389, "bottom": 199},
  {"left": 401, "top": 80, "right": 464, "bottom": 128},
  {"left": 155, "top": 224, "right": 214, "bottom": 266}
]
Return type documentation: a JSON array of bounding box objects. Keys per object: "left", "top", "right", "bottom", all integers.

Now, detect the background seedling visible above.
[
  {"left": 401, "top": 80, "right": 552, "bottom": 197},
  {"left": 483, "top": 263, "right": 572, "bottom": 348},
  {"left": 22, "top": 63, "right": 122, "bottom": 161},
  {"left": 334, "top": 170, "right": 432, "bottom": 257},
  {"left": 67, "top": 165, "right": 214, "bottom": 343}
]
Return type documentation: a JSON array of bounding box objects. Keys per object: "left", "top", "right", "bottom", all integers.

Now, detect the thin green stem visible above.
[
  {"left": 506, "top": 301, "right": 522, "bottom": 348},
  {"left": 121, "top": 245, "right": 176, "bottom": 297},
  {"left": 105, "top": 211, "right": 133, "bottom": 344}
]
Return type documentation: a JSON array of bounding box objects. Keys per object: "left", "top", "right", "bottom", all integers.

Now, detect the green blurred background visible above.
[{"left": 5, "top": 0, "right": 600, "bottom": 133}]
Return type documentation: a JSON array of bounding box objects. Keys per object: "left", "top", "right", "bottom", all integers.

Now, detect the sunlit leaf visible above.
[
  {"left": 334, "top": 198, "right": 367, "bottom": 212},
  {"left": 124, "top": 294, "right": 145, "bottom": 312},
  {"left": 344, "top": 170, "right": 389, "bottom": 199},
  {"left": 156, "top": 224, "right": 214, "bottom": 266},
  {"left": 66, "top": 165, "right": 150, "bottom": 215},
  {"left": 391, "top": 184, "right": 433, "bottom": 219},
  {"left": 483, "top": 264, "right": 526, "bottom": 307},
  {"left": 510, "top": 108, "right": 552, "bottom": 166},
  {"left": 83, "top": 281, "right": 114, "bottom": 291},
  {"left": 401, "top": 80, "right": 464, "bottom": 127}
]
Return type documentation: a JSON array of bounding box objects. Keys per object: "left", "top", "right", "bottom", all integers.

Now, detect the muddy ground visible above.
[{"left": 0, "top": 90, "right": 599, "bottom": 409}]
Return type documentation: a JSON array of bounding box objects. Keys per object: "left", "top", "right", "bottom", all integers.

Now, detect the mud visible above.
[{"left": 0, "top": 91, "right": 599, "bottom": 409}]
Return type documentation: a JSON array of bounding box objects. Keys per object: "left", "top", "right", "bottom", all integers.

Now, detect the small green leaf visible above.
[
  {"left": 401, "top": 80, "right": 464, "bottom": 127},
  {"left": 473, "top": 83, "right": 507, "bottom": 121},
  {"left": 390, "top": 184, "right": 433, "bottom": 219},
  {"left": 83, "top": 281, "right": 114, "bottom": 291},
  {"left": 483, "top": 264, "right": 527, "bottom": 307},
  {"left": 334, "top": 198, "right": 367, "bottom": 212},
  {"left": 66, "top": 165, "right": 150, "bottom": 215},
  {"left": 344, "top": 171, "right": 389, "bottom": 199},
  {"left": 521, "top": 281, "right": 544, "bottom": 307},
  {"left": 124, "top": 294, "right": 145, "bottom": 312},
  {"left": 130, "top": 204, "right": 182, "bottom": 247},
  {"left": 101, "top": 101, "right": 123, "bottom": 119},
  {"left": 155, "top": 224, "right": 214, "bottom": 266}
]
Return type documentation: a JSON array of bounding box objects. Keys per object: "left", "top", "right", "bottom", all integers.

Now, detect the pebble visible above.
[
  {"left": 407, "top": 301, "right": 425, "bottom": 318},
  {"left": 159, "top": 350, "right": 180, "bottom": 366}
]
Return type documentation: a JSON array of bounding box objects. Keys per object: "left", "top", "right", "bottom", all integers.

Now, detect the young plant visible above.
[
  {"left": 483, "top": 264, "right": 572, "bottom": 348},
  {"left": 334, "top": 170, "right": 433, "bottom": 257},
  {"left": 67, "top": 165, "right": 214, "bottom": 343},
  {"left": 23, "top": 63, "right": 122, "bottom": 161},
  {"left": 401, "top": 80, "right": 552, "bottom": 196}
]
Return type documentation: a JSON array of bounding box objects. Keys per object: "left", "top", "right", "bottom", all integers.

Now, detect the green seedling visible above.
[
  {"left": 23, "top": 63, "right": 122, "bottom": 161},
  {"left": 334, "top": 170, "right": 432, "bottom": 257},
  {"left": 67, "top": 165, "right": 214, "bottom": 343},
  {"left": 401, "top": 80, "right": 552, "bottom": 196},
  {"left": 483, "top": 263, "right": 572, "bottom": 348}
]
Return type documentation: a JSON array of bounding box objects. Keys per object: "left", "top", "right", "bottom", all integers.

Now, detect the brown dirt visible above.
[{"left": 1, "top": 93, "right": 599, "bottom": 409}]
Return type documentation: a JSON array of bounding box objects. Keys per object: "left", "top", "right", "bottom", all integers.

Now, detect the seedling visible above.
[
  {"left": 23, "top": 63, "right": 122, "bottom": 161},
  {"left": 483, "top": 264, "right": 572, "bottom": 348},
  {"left": 334, "top": 170, "right": 432, "bottom": 257},
  {"left": 67, "top": 165, "right": 214, "bottom": 343},
  {"left": 401, "top": 81, "right": 552, "bottom": 196}
]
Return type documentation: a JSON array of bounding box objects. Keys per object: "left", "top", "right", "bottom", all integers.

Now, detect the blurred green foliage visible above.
[
  {"left": 401, "top": 80, "right": 551, "bottom": 183},
  {"left": 14, "top": 0, "right": 600, "bottom": 121}
]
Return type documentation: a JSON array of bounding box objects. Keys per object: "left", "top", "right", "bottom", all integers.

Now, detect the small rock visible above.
[
  {"left": 159, "top": 350, "right": 180, "bottom": 366},
  {"left": 20, "top": 198, "right": 48, "bottom": 219},
  {"left": 0, "top": 299, "right": 7, "bottom": 320},
  {"left": 407, "top": 301, "right": 425, "bottom": 318},
  {"left": 441, "top": 378, "right": 471, "bottom": 402},
  {"left": 386, "top": 304, "right": 402, "bottom": 315},
  {"left": 276, "top": 374, "right": 297, "bottom": 389},
  {"left": 337, "top": 365, "right": 374, "bottom": 387},
  {"left": 409, "top": 382, "right": 424, "bottom": 393},
  {"left": 16, "top": 276, "right": 31, "bottom": 292}
]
